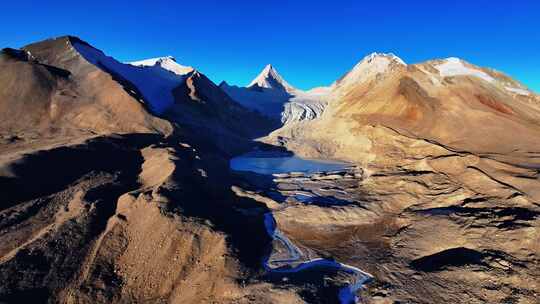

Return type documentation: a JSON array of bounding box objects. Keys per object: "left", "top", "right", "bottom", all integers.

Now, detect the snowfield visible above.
[
  {"left": 435, "top": 57, "right": 495, "bottom": 83},
  {"left": 73, "top": 42, "right": 189, "bottom": 114}
]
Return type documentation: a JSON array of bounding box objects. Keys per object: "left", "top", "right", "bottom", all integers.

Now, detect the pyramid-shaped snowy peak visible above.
[{"left": 248, "top": 64, "right": 296, "bottom": 92}]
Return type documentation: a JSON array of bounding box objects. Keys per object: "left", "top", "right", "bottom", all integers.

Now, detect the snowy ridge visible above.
[
  {"left": 333, "top": 52, "right": 406, "bottom": 89},
  {"left": 72, "top": 43, "right": 188, "bottom": 114},
  {"left": 362, "top": 52, "right": 406, "bottom": 66},
  {"left": 129, "top": 56, "right": 174, "bottom": 66},
  {"left": 433, "top": 58, "right": 534, "bottom": 96},
  {"left": 129, "top": 56, "right": 194, "bottom": 76}
]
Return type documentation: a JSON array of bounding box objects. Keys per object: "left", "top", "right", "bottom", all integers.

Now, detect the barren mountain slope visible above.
[
  {"left": 0, "top": 133, "right": 310, "bottom": 303},
  {"left": 262, "top": 54, "right": 540, "bottom": 303},
  {"left": 0, "top": 37, "right": 302, "bottom": 304},
  {"left": 18, "top": 37, "right": 172, "bottom": 136},
  {"left": 168, "top": 70, "right": 278, "bottom": 153},
  {"left": 272, "top": 54, "right": 540, "bottom": 159}
]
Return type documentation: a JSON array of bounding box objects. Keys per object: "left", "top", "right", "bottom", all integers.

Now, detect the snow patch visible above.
[
  {"left": 505, "top": 86, "right": 530, "bottom": 96},
  {"left": 72, "top": 43, "right": 188, "bottom": 114},
  {"left": 435, "top": 57, "right": 495, "bottom": 83},
  {"left": 222, "top": 64, "right": 329, "bottom": 124}
]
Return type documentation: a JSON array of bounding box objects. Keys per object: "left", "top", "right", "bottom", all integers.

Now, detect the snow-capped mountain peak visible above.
[
  {"left": 361, "top": 52, "right": 406, "bottom": 66},
  {"left": 129, "top": 56, "right": 194, "bottom": 76},
  {"left": 333, "top": 52, "right": 406, "bottom": 89},
  {"left": 248, "top": 64, "right": 295, "bottom": 92}
]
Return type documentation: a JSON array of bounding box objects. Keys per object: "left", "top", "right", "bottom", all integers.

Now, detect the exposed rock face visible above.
[{"left": 0, "top": 133, "right": 308, "bottom": 303}]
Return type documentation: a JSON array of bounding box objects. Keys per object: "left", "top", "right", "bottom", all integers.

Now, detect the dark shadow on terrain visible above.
[
  {"left": 264, "top": 266, "right": 347, "bottom": 304},
  {"left": 414, "top": 205, "right": 540, "bottom": 230},
  {"left": 232, "top": 170, "right": 359, "bottom": 207},
  {"left": 1, "top": 48, "right": 72, "bottom": 79},
  {"left": 411, "top": 247, "right": 486, "bottom": 271},
  {"left": 0, "top": 134, "right": 156, "bottom": 303},
  {"left": 149, "top": 134, "right": 359, "bottom": 303},
  {"left": 153, "top": 137, "right": 273, "bottom": 270},
  {"left": 410, "top": 246, "right": 525, "bottom": 273},
  {"left": 224, "top": 142, "right": 367, "bottom": 303},
  {"left": 220, "top": 82, "right": 294, "bottom": 125},
  {"left": 0, "top": 130, "right": 361, "bottom": 304},
  {"left": 0, "top": 134, "right": 161, "bottom": 211}
]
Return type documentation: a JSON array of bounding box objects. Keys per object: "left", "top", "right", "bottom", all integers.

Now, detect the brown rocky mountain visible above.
[
  {"left": 0, "top": 37, "right": 288, "bottom": 304},
  {"left": 8, "top": 37, "right": 172, "bottom": 137},
  {"left": 264, "top": 53, "right": 540, "bottom": 303},
  {"left": 0, "top": 37, "right": 539, "bottom": 304}
]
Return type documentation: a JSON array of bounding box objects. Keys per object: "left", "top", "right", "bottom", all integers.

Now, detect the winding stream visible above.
[
  {"left": 231, "top": 151, "right": 373, "bottom": 304},
  {"left": 263, "top": 213, "right": 373, "bottom": 304}
]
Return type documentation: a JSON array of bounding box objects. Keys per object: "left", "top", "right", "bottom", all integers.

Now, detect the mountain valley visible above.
[{"left": 0, "top": 36, "right": 539, "bottom": 304}]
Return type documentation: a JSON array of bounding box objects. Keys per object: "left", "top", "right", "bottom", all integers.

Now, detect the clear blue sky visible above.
[{"left": 1, "top": 1, "right": 538, "bottom": 91}]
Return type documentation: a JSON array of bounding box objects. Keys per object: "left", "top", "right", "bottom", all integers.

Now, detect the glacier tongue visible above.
[
  {"left": 221, "top": 81, "right": 328, "bottom": 125},
  {"left": 221, "top": 63, "right": 329, "bottom": 125},
  {"left": 281, "top": 97, "right": 327, "bottom": 124}
]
